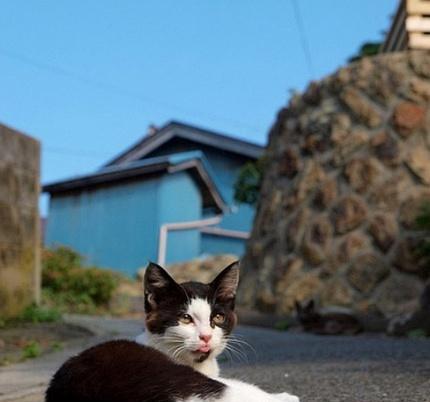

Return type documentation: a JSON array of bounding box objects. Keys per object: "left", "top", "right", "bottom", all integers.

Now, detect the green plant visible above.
[
  {"left": 407, "top": 329, "right": 427, "bottom": 339},
  {"left": 51, "top": 341, "right": 64, "bottom": 352},
  {"left": 22, "top": 341, "right": 41, "bottom": 359},
  {"left": 234, "top": 157, "right": 266, "bottom": 206},
  {"left": 19, "top": 304, "right": 61, "bottom": 323},
  {"left": 349, "top": 42, "right": 382, "bottom": 63},
  {"left": 274, "top": 319, "right": 291, "bottom": 331},
  {"left": 42, "top": 246, "right": 119, "bottom": 313},
  {"left": 415, "top": 203, "right": 430, "bottom": 266}
]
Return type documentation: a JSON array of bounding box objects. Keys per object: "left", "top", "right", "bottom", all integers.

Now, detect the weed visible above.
[{"left": 22, "top": 341, "right": 41, "bottom": 359}]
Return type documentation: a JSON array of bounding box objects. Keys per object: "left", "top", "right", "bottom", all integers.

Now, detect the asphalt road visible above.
[
  {"left": 222, "top": 327, "right": 430, "bottom": 402},
  {"left": 2, "top": 317, "right": 429, "bottom": 402}
]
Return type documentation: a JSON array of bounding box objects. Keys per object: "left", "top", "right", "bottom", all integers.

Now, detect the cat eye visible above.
[
  {"left": 212, "top": 313, "right": 225, "bottom": 325},
  {"left": 179, "top": 313, "right": 193, "bottom": 324}
]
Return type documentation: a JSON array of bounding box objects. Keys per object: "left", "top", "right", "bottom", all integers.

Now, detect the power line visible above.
[
  {"left": 43, "top": 145, "right": 112, "bottom": 159},
  {"left": 0, "top": 47, "right": 266, "bottom": 133},
  {"left": 291, "top": 0, "right": 315, "bottom": 78}
]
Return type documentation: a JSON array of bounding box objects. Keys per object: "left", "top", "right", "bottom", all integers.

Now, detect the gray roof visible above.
[
  {"left": 104, "top": 120, "right": 265, "bottom": 167},
  {"left": 43, "top": 152, "right": 227, "bottom": 213}
]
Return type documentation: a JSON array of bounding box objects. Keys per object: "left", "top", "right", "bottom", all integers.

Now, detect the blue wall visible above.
[
  {"left": 200, "top": 233, "right": 246, "bottom": 257},
  {"left": 46, "top": 170, "right": 203, "bottom": 275},
  {"left": 146, "top": 139, "right": 256, "bottom": 232},
  {"left": 158, "top": 171, "right": 202, "bottom": 263}
]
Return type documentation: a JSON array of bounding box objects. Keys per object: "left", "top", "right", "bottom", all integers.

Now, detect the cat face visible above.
[
  {"left": 143, "top": 261, "right": 239, "bottom": 365},
  {"left": 295, "top": 299, "right": 319, "bottom": 325}
]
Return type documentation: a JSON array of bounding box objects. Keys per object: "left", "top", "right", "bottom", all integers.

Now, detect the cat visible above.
[
  {"left": 46, "top": 261, "right": 299, "bottom": 402},
  {"left": 295, "top": 299, "right": 362, "bottom": 335}
]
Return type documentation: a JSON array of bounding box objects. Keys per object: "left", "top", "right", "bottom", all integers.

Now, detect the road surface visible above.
[{"left": 1, "top": 316, "right": 429, "bottom": 402}]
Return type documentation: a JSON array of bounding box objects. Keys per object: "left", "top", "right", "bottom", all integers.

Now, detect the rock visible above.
[
  {"left": 368, "top": 172, "right": 413, "bottom": 212},
  {"left": 332, "top": 196, "right": 367, "bottom": 234},
  {"left": 393, "top": 102, "right": 426, "bottom": 138},
  {"left": 407, "top": 77, "right": 430, "bottom": 103},
  {"left": 278, "top": 272, "right": 323, "bottom": 313},
  {"left": 405, "top": 147, "right": 430, "bottom": 184},
  {"left": 370, "top": 131, "right": 401, "bottom": 166},
  {"left": 302, "top": 134, "right": 329, "bottom": 154},
  {"left": 344, "top": 157, "right": 383, "bottom": 192},
  {"left": 410, "top": 51, "right": 430, "bottom": 79},
  {"left": 285, "top": 208, "right": 311, "bottom": 252},
  {"left": 296, "top": 161, "right": 326, "bottom": 201},
  {"left": 275, "top": 257, "right": 304, "bottom": 296},
  {"left": 368, "top": 213, "right": 398, "bottom": 253},
  {"left": 320, "top": 278, "right": 354, "bottom": 307},
  {"left": 374, "top": 272, "right": 424, "bottom": 316},
  {"left": 302, "top": 215, "right": 333, "bottom": 266},
  {"left": 137, "top": 254, "right": 239, "bottom": 284},
  {"left": 336, "top": 231, "right": 370, "bottom": 265},
  {"left": 331, "top": 129, "right": 369, "bottom": 166},
  {"left": 313, "top": 177, "right": 337, "bottom": 209},
  {"left": 347, "top": 253, "right": 390, "bottom": 294},
  {"left": 278, "top": 147, "right": 301, "bottom": 178},
  {"left": 340, "top": 88, "right": 382, "bottom": 128}
]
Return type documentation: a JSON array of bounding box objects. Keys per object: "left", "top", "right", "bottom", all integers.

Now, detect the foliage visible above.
[
  {"left": 18, "top": 304, "right": 61, "bottom": 323},
  {"left": 407, "top": 329, "right": 428, "bottom": 339},
  {"left": 234, "top": 157, "right": 266, "bottom": 206},
  {"left": 22, "top": 341, "right": 41, "bottom": 359},
  {"left": 274, "top": 319, "right": 291, "bottom": 331},
  {"left": 42, "top": 246, "right": 119, "bottom": 313},
  {"left": 415, "top": 203, "right": 430, "bottom": 265},
  {"left": 349, "top": 42, "right": 382, "bottom": 63}
]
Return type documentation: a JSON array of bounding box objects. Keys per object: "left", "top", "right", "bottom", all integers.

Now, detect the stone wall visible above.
[
  {"left": 239, "top": 51, "right": 430, "bottom": 319},
  {"left": 0, "top": 124, "right": 40, "bottom": 318}
]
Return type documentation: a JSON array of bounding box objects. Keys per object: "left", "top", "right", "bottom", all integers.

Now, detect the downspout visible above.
[{"left": 157, "top": 215, "right": 223, "bottom": 266}]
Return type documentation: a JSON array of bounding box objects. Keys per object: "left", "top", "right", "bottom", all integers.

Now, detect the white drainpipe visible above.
[{"left": 157, "top": 215, "right": 223, "bottom": 266}]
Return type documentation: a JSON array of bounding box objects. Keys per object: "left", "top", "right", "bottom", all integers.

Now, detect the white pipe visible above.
[
  {"left": 157, "top": 215, "right": 223, "bottom": 266},
  {"left": 199, "top": 226, "right": 249, "bottom": 240}
]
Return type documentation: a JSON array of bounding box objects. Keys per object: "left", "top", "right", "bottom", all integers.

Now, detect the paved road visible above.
[
  {"left": 1, "top": 317, "right": 429, "bottom": 402},
  {"left": 225, "top": 327, "right": 430, "bottom": 402}
]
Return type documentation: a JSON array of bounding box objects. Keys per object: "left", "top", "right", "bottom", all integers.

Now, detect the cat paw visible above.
[{"left": 272, "top": 392, "right": 300, "bottom": 402}]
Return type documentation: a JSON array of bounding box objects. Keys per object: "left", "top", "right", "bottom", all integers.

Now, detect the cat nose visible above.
[{"left": 199, "top": 334, "right": 212, "bottom": 343}]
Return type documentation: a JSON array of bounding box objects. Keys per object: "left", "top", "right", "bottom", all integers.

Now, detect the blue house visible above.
[{"left": 43, "top": 121, "right": 264, "bottom": 276}]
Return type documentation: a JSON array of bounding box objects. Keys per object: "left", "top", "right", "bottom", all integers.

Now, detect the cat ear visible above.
[
  {"left": 306, "top": 299, "right": 315, "bottom": 310},
  {"left": 144, "top": 262, "right": 179, "bottom": 309},
  {"left": 210, "top": 261, "right": 240, "bottom": 302}
]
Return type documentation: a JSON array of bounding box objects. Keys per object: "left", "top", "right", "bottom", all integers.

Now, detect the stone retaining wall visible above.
[{"left": 239, "top": 51, "right": 430, "bottom": 318}]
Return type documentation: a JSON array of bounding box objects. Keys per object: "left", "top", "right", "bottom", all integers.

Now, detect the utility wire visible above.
[
  {"left": 291, "top": 0, "right": 315, "bottom": 78},
  {"left": 43, "top": 146, "right": 112, "bottom": 158},
  {"left": 0, "top": 47, "right": 266, "bottom": 133}
]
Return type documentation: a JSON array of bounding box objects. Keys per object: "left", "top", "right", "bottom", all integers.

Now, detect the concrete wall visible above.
[{"left": 0, "top": 123, "right": 40, "bottom": 318}]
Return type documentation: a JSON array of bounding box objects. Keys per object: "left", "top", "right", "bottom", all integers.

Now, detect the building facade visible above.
[
  {"left": 382, "top": 0, "right": 430, "bottom": 52},
  {"left": 44, "top": 122, "right": 264, "bottom": 276}
]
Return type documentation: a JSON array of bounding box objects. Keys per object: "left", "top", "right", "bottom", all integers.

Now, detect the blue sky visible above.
[{"left": 0, "top": 0, "right": 397, "bottom": 215}]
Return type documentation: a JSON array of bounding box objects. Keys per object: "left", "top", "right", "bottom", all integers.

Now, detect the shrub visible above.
[
  {"left": 22, "top": 341, "right": 41, "bottom": 359},
  {"left": 234, "top": 157, "right": 266, "bottom": 206},
  {"left": 19, "top": 304, "right": 61, "bottom": 323},
  {"left": 42, "top": 246, "right": 119, "bottom": 313},
  {"left": 416, "top": 203, "right": 430, "bottom": 269}
]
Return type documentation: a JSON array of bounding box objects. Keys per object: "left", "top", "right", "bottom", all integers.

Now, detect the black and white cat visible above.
[{"left": 46, "top": 262, "right": 299, "bottom": 402}]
